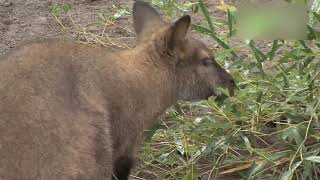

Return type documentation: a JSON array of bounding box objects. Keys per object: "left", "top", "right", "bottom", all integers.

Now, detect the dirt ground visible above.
[
  {"left": 0, "top": 0, "right": 136, "bottom": 55},
  {"left": 0, "top": 0, "right": 240, "bottom": 56}
]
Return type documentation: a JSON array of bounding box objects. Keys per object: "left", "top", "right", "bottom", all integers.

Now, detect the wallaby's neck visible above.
[{"left": 121, "top": 41, "right": 178, "bottom": 118}]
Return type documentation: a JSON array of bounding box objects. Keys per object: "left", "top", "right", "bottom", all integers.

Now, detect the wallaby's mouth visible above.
[
  {"left": 210, "top": 90, "right": 230, "bottom": 103},
  {"left": 211, "top": 86, "right": 234, "bottom": 99}
]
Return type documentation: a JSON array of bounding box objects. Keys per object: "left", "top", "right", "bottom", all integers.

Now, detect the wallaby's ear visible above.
[
  {"left": 168, "top": 15, "right": 191, "bottom": 50},
  {"left": 133, "top": 1, "right": 163, "bottom": 36}
]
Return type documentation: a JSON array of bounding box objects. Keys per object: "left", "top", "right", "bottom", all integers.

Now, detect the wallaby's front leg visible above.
[{"left": 112, "top": 155, "right": 133, "bottom": 180}]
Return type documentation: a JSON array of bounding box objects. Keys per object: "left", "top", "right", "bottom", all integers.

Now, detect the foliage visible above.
[
  {"left": 137, "top": 0, "right": 320, "bottom": 179},
  {"left": 151, "top": 0, "right": 197, "bottom": 17},
  {"left": 48, "top": 2, "right": 72, "bottom": 16}
]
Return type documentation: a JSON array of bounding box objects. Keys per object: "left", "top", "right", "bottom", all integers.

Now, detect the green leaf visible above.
[
  {"left": 279, "top": 49, "right": 299, "bottom": 64},
  {"left": 312, "top": 12, "right": 320, "bottom": 22},
  {"left": 192, "top": 24, "right": 212, "bottom": 35},
  {"left": 249, "top": 40, "right": 267, "bottom": 61},
  {"left": 62, "top": 3, "right": 72, "bottom": 13},
  {"left": 280, "top": 161, "right": 302, "bottom": 180},
  {"left": 307, "top": 25, "right": 317, "bottom": 40},
  {"left": 281, "top": 126, "right": 303, "bottom": 145},
  {"left": 282, "top": 73, "right": 289, "bottom": 88},
  {"left": 174, "top": 137, "right": 185, "bottom": 156},
  {"left": 206, "top": 116, "right": 233, "bottom": 129},
  {"left": 302, "top": 159, "right": 313, "bottom": 180},
  {"left": 48, "top": 4, "right": 62, "bottom": 16},
  {"left": 183, "top": 171, "right": 195, "bottom": 180},
  {"left": 227, "top": 9, "right": 233, "bottom": 37},
  {"left": 176, "top": 2, "right": 197, "bottom": 13},
  {"left": 158, "top": 153, "right": 170, "bottom": 161},
  {"left": 158, "top": 152, "right": 179, "bottom": 166},
  {"left": 113, "top": 8, "right": 131, "bottom": 19},
  {"left": 198, "top": 0, "right": 215, "bottom": 33},
  {"left": 244, "top": 161, "right": 267, "bottom": 179},
  {"left": 267, "top": 40, "right": 279, "bottom": 61},
  {"left": 299, "top": 40, "right": 312, "bottom": 54},
  {"left": 193, "top": 24, "right": 238, "bottom": 59},
  {"left": 196, "top": 1, "right": 238, "bottom": 59},
  {"left": 305, "top": 156, "right": 320, "bottom": 163},
  {"left": 242, "top": 135, "right": 253, "bottom": 155},
  {"left": 249, "top": 40, "right": 265, "bottom": 75},
  {"left": 210, "top": 33, "right": 238, "bottom": 59}
]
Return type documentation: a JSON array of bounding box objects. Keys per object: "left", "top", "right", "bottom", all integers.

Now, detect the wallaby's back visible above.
[{"left": 0, "top": 40, "right": 113, "bottom": 180}]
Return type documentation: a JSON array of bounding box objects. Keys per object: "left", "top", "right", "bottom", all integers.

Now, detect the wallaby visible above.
[{"left": 0, "top": 1, "right": 235, "bottom": 180}]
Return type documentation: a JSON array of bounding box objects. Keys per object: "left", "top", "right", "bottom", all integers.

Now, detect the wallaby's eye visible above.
[{"left": 201, "top": 58, "right": 212, "bottom": 66}]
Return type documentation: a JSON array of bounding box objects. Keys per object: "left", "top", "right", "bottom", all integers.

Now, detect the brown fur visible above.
[{"left": 0, "top": 1, "right": 235, "bottom": 180}]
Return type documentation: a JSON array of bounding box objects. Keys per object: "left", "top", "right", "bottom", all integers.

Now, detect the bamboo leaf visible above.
[
  {"left": 267, "top": 40, "right": 279, "bottom": 61},
  {"left": 198, "top": 0, "right": 215, "bottom": 33},
  {"left": 280, "top": 161, "right": 302, "bottom": 180},
  {"left": 305, "top": 156, "right": 320, "bottom": 163},
  {"left": 227, "top": 9, "right": 233, "bottom": 37}
]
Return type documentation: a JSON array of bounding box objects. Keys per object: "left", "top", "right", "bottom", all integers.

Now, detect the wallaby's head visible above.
[{"left": 133, "top": 1, "right": 236, "bottom": 100}]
